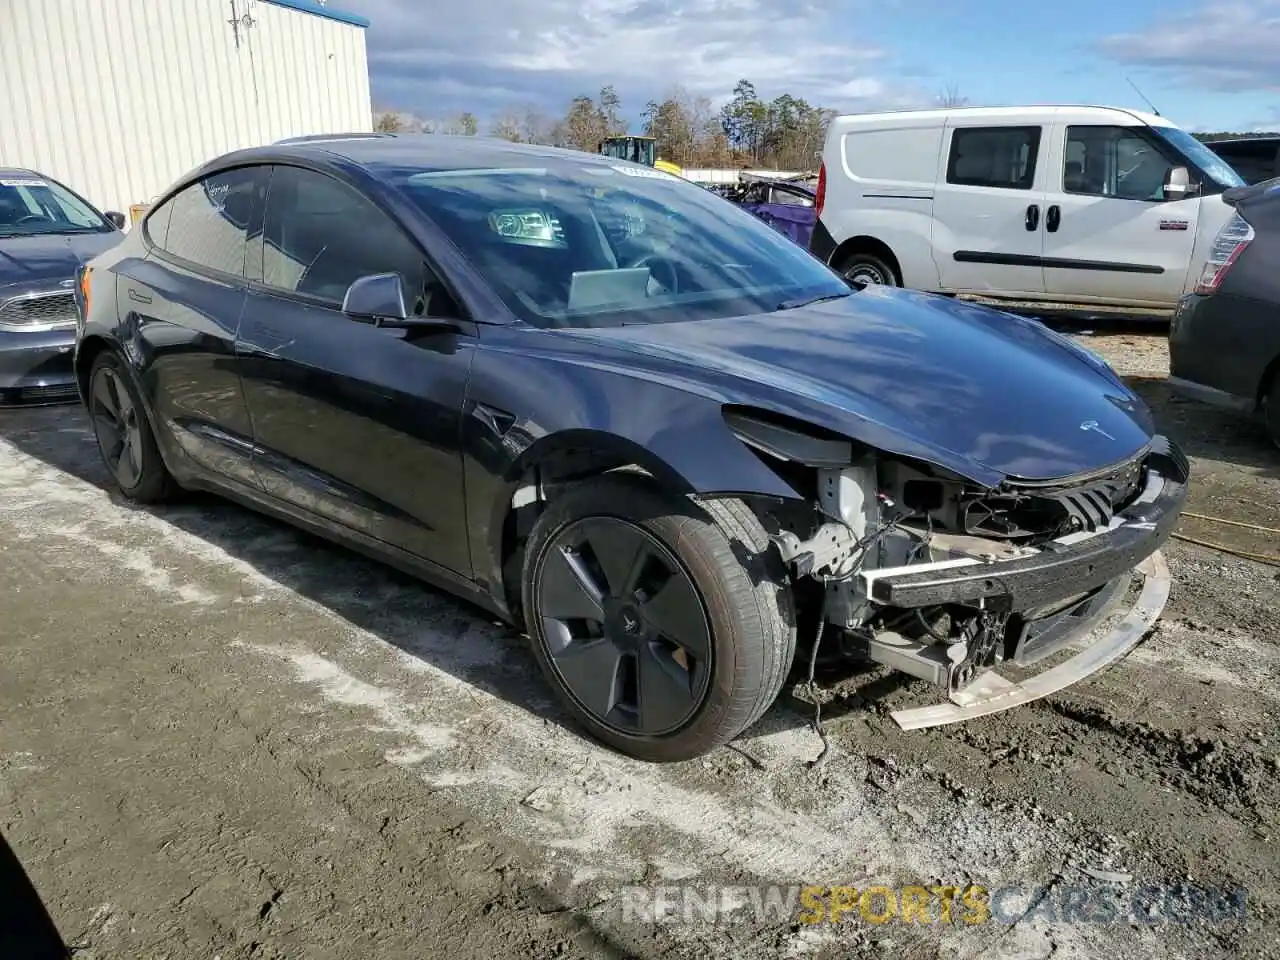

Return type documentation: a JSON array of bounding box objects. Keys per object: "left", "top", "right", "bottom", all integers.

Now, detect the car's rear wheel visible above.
[
  {"left": 838, "top": 252, "right": 897, "bottom": 288},
  {"left": 521, "top": 473, "right": 796, "bottom": 762},
  {"left": 88, "top": 351, "right": 174, "bottom": 503}
]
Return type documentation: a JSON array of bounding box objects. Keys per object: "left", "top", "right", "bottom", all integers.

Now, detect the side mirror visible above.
[
  {"left": 1162, "top": 166, "right": 1199, "bottom": 201},
  {"left": 104, "top": 211, "right": 126, "bottom": 230},
  {"left": 341, "top": 273, "right": 457, "bottom": 330}
]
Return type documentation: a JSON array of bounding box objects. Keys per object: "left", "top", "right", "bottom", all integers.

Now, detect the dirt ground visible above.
[{"left": 1, "top": 325, "right": 1277, "bottom": 960}]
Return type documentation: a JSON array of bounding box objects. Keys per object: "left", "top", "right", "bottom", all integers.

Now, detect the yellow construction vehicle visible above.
[{"left": 598, "top": 135, "right": 683, "bottom": 176}]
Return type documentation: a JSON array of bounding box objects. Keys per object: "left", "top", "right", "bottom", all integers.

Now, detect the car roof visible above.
[
  {"left": 212, "top": 134, "right": 629, "bottom": 177},
  {"left": 0, "top": 166, "right": 39, "bottom": 179},
  {"left": 1208, "top": 135, "right": 1280, "bottom": 145},
  {"left": 828, "top": 104, "right": 1170, "bottom": 129}
]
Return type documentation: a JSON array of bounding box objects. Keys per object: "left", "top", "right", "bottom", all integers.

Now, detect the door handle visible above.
[
  {"left": 1046, "top": 205, "right": 1061, "bottom": 233},
  {"left": 127, "top": 288, "right": 152, "bottom": 304},
  {"left": 1025, "top": 204, "right": 1040, "bottom": 231}
]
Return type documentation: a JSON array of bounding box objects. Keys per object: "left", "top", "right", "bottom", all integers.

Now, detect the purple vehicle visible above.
[{"left": 724, "top": 173, "right": 817, "bottom": 248}]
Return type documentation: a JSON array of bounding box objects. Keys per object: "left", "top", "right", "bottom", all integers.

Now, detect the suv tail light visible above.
[
  {"left": 1194, "top": 212, "right": 1253, "bottom": 295},
  {"left": 815, "top": 162, "right": 826, "bottom": 218}
]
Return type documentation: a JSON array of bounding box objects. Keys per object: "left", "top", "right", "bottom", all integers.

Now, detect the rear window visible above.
[
  {"left": 946, "top": 126, "right": 1041, "bottom": 190},
  {"left": 149, "top": 167, "right": 266, "bottom": 277}
]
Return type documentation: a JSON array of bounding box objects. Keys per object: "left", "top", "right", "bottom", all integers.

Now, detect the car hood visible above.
[
  {"left": 556, "top": 287, "right": 1154, "bottom": 486},
  {"left": 0, "top": 231, "right": 121, "bottom": 289}
]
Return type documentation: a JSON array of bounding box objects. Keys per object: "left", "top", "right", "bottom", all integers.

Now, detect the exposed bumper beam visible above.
[{"left": 889, "top": 551, "right": 1170, "bottom": 731}]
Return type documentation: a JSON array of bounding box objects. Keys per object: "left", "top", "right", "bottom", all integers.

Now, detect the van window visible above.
[
  {"left": 946, "top": 126, "right": 1041, "bottom": 190},
  {"left": 1063, "top": 126, "right": 1172, "bottom": 201}
]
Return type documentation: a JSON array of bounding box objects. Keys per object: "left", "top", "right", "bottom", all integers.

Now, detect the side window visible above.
[
  {"left": 142, "top": 196, "right": 174, "bottom": 249},
  {"left": 1063, "top": 126, "right": 1172, "bottom": 201},
  {"left": 153, "top": 167, "right": 266, "bottom": 275},
  {"left": 946, "top": 126, "right": 1041, "bottom": 190},
  {"left": 262, "top": 165, "right": 430, "bottom": 310}
]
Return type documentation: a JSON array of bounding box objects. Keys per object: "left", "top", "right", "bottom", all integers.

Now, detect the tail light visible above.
[
  {"left": 1194, "top": 212, "right": 1253, "bottom": 295},
  {"left": 814, "top": 162, "right": 826, "bottom": 218}
]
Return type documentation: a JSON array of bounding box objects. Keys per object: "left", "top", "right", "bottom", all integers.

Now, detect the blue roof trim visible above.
[{"left": 259, "top": 0, "right": 370, "bottom": 28}]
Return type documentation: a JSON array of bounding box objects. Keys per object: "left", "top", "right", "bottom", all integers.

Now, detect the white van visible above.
[{"left": 810, "top": 105, "right": 1247, "bottom": 315}]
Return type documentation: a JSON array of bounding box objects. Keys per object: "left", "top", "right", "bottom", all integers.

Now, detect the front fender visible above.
[{"left": 462, "top": 334, "right": 805, "bottom": 607}]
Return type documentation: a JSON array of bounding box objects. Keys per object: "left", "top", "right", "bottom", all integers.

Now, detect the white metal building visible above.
[{"left": 0, "top": 0, "right": 372, "bottom": 220}]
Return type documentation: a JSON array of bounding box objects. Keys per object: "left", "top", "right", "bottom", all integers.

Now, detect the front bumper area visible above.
[
  {"left": 835, "top": 436, "right": 1188, "bottom": 702},
  {"left": 889, "top": 551, "right": 1171, "bottom": 730},
  {"left": 0, "top": 327, "right": 78, "bottom": 405},
  {"left": 861, "top": 437, "right": 1189, "bottom": 612}
]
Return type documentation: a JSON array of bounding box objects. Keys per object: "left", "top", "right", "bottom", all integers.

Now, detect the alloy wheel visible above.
[
  {"left": 90, "top": 366, "right": 145, "bottom": 489},
  {"left": 534, "top": 516, "right": 712, "bottom": 737}
]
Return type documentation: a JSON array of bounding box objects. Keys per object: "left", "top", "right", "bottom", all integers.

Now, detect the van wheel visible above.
[{"left": 838, "top": 253, "right": 898, "bottom": 288}]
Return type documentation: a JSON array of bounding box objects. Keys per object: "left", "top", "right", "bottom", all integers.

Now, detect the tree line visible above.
[
  {"left": 374, "top": 79, "right": 847, "bottom": 171},
  {"left": 372, "top": 84, "right": 1276, "bottom": 171},
  {"left": 1192, "top": 132, "right": 1279, "bottom": 141}
]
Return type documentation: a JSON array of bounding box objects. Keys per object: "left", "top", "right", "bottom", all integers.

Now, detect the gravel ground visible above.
[{"left": 1, "top": 327, "right": 1277, "bottom": 960}]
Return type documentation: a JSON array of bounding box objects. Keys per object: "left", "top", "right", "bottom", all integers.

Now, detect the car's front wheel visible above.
[
  {"left": 87, "top": 351, "right": 174, "bottom": 503},
  {"left": 521, "top": 474, "right": 796, "bottom": 762}
]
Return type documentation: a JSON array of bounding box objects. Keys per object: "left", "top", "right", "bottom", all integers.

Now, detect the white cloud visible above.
[
  {"left": 343, "top": 0, "right": 927, "bottom": 121},
  {"left": 1098, "top": 1, "right": 1280, "bottom": 91}
]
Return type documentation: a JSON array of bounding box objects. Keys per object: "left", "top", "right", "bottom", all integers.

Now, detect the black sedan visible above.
[
  {"left": 0, "top": 168, "right": 125, "bottom": 405},
  {"left": 1170, "top": 179, "right": 1280, "bottom": 447},
  {"left": 74, "top": 135, "right": 1189, "bottom": 761}
]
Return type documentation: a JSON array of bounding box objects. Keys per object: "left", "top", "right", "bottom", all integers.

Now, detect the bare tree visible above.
[
  {"left": 936, "top": 84, "right": 970, "bottom": 108},
  {"left": 519, "top": 107, "right": 557, "bottom": 145},
  {"left": 490, "top": 111, "right": 522, "bottom": 141}
]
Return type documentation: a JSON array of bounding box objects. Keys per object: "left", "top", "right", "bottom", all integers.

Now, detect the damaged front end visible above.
[{"left": 732, "top": 411, "right": 1190, "bottom": 723}]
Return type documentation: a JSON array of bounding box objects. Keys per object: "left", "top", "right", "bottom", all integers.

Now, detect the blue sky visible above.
[{"left": 343, "top": 0, "right": 1280, "bottom": 132}]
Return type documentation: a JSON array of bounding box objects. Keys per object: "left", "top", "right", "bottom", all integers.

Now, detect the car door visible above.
[
  {"left": 1040, "top": 123, "right": 1198, "bottom": 307},
  {"left": 930, "top": 121, "right": 1048, "bottom": 297},
  {"left": 236, "top": 164, "right": 474, "bottom": 576},
  {"left": 114, "top": 166, "right": 266, "bottom": 490}
]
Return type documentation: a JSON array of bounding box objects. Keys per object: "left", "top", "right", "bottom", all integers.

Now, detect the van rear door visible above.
[{"left": 930, "top": 120, "right": 1048, "bottom": 297}]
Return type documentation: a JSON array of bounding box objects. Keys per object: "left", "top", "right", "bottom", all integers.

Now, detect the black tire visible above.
[
  {"left": 87, "top": 350, "right": 175, "bottom": 503},
  {"left": 837, "top": 252, "right": 898, "bottom": 288},
  {"left": 521, "top": 472, "right": 796, "bottom": 762},
  {"left": 1266, "top": 373, "right": 1280, "bottom": 451}
]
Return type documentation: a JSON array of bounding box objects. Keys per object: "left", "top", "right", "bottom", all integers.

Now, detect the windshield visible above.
[
  {"left": 1152, "top": 128, "right": 1246, "bottom": 189},
  {"left": 0, "top": 174, "right": 112, "bottom": 237},
  {"left": 394, "top": 163, "right": 849, "bottom": 328}
]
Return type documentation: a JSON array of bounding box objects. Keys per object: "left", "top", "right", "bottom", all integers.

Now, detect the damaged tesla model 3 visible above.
[{"left": 73, "top": 135, "right": 1189, "bottom": 762}]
